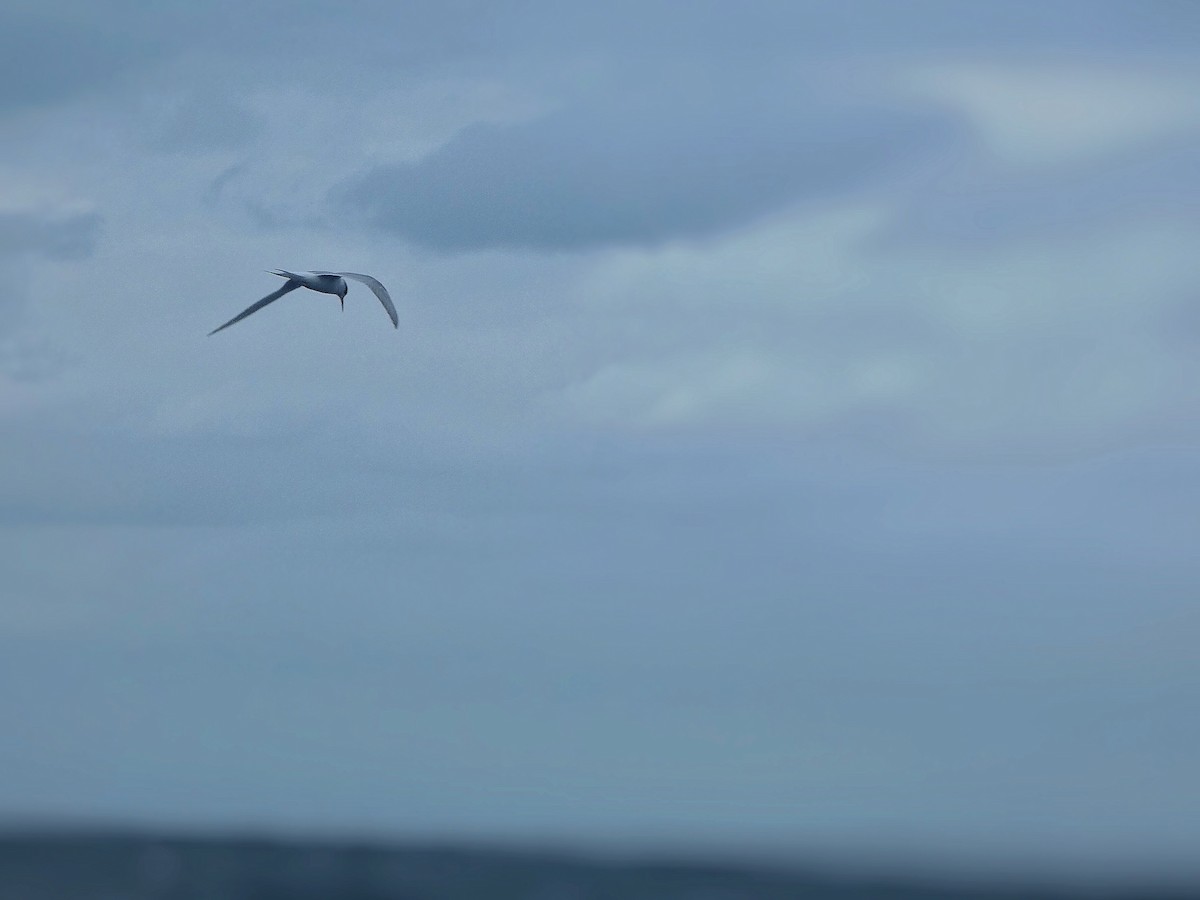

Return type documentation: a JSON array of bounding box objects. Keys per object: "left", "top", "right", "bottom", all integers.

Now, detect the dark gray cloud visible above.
[
  {"left": 322, "top": 1, "right": 1200, "bottom": 254},
  {"left": 493, "top": 0, "right": 1200, "bottom": 63},
  {"left": 336, "top": 89, "right": 959, "bottom": 252},
  {"left": 0, "top": 12, "right": 161, "bottom": 114},
  {"left": 0, "top": 2, "right": 497, "bottom": 122},
  {"left": 5, "top": 0, "right": 1196, "bottom": 122}
]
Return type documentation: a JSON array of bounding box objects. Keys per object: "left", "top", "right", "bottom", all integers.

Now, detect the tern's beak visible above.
[{"left": 340, "top": 297, "right": 345, "bottom": 311}]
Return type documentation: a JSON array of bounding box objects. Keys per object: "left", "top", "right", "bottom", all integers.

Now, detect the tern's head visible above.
[{"left": 338, "top": 282, "right": 348, "bottom": 309}]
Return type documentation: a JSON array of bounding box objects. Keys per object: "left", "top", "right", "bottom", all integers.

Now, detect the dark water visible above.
[{"left": 0, "top": 832, "right": 1194, "bottom": 900}]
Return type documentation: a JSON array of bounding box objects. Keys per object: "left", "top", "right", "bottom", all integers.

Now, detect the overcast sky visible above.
[{"left": 2, "top": 0, "right": 1199, "bottom": 884}]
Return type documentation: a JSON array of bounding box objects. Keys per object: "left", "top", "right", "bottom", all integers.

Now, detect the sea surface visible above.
[{"left": 0, "top": 831, "right": 1196, "bottom": 899}]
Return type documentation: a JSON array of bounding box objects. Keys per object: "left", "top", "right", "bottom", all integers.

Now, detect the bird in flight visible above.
[{"left": 208, "top": 270, "right": 399, "bottom": 335}]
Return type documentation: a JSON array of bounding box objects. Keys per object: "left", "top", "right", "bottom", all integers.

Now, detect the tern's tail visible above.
[{"left": 268, "top": 269, "right": 300, "bottom": 280}]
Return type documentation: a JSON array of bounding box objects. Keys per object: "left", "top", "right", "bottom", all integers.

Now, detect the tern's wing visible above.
[
  {"left": 337, "top": 272, "right": 398, "bottom": 328},
  {"left": 208, "top": 280, "right": 302, "bottom": 335}
]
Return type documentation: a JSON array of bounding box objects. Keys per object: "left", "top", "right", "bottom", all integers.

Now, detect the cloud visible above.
[
  {"left": 5, "top": 1, "right": 1195, "bottom": 126},
  {"left": 876, "top": 135, "right": 1200, "bottom": 251},
  {"left": 0, "top": 187, "right": 101, "bottom": 343},
  {"left": 0, "top": 209, "right": 102, "bottom": 260},
  {"left": 549, "top": 198, "right": 1200, "bottom": 458},
  {"left": 0, "top": 11, "right": 160, "bottom": 114},
  {"left": 903, "top": 62, "right": 1200, "bottom": 168},
  {"left": 334, "top": 86, "right": 958, "bottom": 252},
  {"left": 0, "top": 410, "right": 411, "bottom": 527},
  {"left": 3, "top": 0, "right": 1200, "bottom": 878},
  {"left": 875, "top": 62, "right": 1200, "bottom": 249},
  {"left": 147, "top": 92, "right": 262, "bottom": 154}
]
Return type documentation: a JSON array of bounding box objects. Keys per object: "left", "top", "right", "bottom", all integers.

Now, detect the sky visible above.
[{"left": 2, "top": 0, "right": 1199, "bottom": 884}]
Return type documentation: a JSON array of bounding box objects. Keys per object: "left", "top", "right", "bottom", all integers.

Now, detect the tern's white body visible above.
[{"left": 276, "top": 270, "right": 348, "bottom": 296}]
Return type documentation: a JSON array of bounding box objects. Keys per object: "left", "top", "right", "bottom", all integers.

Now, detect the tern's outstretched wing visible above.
[
  {"left": 337, "top": 272, "right": 398, "bottom": 328},
  {"left": 208, "top": 280, "right": 302, "bottom": 335}
]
